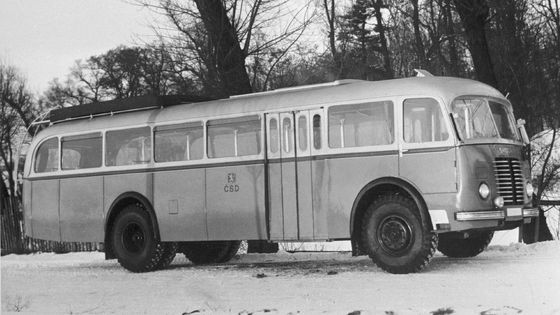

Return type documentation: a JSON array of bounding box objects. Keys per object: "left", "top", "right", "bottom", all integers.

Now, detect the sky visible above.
[{"left": 0, "top": 0, "right": 160, "bottom": 93}]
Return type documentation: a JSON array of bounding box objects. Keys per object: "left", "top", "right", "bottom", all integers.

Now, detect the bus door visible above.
[
  {"left": 398, "top": 97, "right": 457, "bottom": 195},
  {"left": 266, "top": 111, "right": 314, "bottom": 240}
]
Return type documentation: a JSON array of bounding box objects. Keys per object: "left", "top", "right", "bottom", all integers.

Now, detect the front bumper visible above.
[{"left": 455, "top": 208, "right": 539, "bottom": 221}]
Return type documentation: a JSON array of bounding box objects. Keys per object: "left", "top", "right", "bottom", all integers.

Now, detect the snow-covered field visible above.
[{"left": 2, "top": 241, "right": 560, "bottom": 315}]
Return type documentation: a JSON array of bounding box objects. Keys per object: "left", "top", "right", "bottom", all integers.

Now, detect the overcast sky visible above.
[{"left": 0, "top": 0, "right": 159, "bottom": 93}]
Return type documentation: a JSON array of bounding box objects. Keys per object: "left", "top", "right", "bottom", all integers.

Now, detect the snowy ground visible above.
[{"left": 2, "top": 241, "right": 560, "bottom": 315}]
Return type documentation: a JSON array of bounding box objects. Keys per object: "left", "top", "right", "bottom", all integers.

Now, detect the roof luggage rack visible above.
[
  {"left": 229, "top": 79, "right": 365, "bottom": 99},
  {"left": 47, "top": 95, "right": 214, "bottom": 124}
]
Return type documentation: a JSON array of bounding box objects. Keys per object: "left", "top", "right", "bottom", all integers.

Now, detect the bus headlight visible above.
[
  {"left": 478, "top": 182, "right": 490, "bottom": 199},
  {"left": 525, "top": 182, "right": 534, "bottom": 197},
  {"left": 494, "top": 196, "right": 504, "bottom": 208}
]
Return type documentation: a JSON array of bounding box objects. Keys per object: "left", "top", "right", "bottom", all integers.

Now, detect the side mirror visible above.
[{"left": 517, "top": 119, "right": 530, "bottom": 145}]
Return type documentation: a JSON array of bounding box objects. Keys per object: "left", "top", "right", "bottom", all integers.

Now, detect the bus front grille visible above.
[{"left": 494, "top": 158, "right": 524, "bottom": 205}]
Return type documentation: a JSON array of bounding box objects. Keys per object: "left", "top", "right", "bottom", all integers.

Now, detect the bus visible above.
[{"left": 22, "top": 74, "right": 538, "bottom": 274}]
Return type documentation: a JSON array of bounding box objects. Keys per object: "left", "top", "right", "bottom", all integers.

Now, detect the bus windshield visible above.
[{"left": 451, "top": 97, "right": 520, "bottom": 142}]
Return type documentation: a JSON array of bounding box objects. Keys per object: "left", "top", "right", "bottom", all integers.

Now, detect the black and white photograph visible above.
[{"left": 1, "top": 0, "right": 559, "bottom": 314}]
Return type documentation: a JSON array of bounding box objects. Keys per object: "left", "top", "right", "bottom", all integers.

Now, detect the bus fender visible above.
[
  {"left": 349, "top": 177, "right": 431, "bottom": 255},
  {"left": 104, "top": 192, "right": 161, "bottom": 259}
]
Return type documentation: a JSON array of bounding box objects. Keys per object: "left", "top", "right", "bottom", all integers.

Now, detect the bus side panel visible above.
[
  {"left": 206, "top": 164, "right": 266, "bottom": 240},
  {"left": 268, "top": 162, "right": 284, "bottom": 240},
  {"left": 31, "top": 179, "right": 61, "bottom": 241},
  {"left": 153, "top": 169, "right": 207, "bottom": 241},
  {"left": 23, "top": 180, "right": 33, "bottom": 238},
  {"left": 399, "top": 149, "right": 456, "bottom": 193},
  {"left": 104, "top": 173, "right": 152, "bottom": 220},
  {"left": 59, "top": 177, "right": 104, "bottom": 242},
  {"left": 312, "top": 159, "right": 329, "bottom": 239},
  {"left": 297, "top": 158, "right": 314, "bottom": 240},
  {"left": 280, "top": 160, "right": 299, "bottom": 240},
  {"left": 326, "top": 155, "right": 398, "bottom": 238}
]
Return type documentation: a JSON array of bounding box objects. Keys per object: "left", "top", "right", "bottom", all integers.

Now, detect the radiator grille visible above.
[{"left": 494, "top": 158, "right": 524, "bottom": 205}]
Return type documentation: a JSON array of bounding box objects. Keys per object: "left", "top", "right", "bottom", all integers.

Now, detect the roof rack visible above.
[
  {"left": 48, "top": 95, "right": 215, "bottom": 124},
  {"left": 229, "top": 79, "right": 365, "bottom": 99}
]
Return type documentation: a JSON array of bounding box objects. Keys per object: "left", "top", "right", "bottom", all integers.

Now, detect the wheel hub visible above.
[
  {"left": 122, "top": 223, "right": 145, "bottom": 254},
  {"left": 377, "top": 216, "right": 413, "bottom": 255}
]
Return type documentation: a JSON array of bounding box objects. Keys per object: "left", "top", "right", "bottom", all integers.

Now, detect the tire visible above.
[
  {"left": 111, "top": 205, "right": 164, "bottom": 272},
  {"left": 182, "top": 241, "right": 241, "bottom": 265},
  {"left": 438, "top": 231, "right": 494, "bottom": 258},
  {"left": 156, "top": 242, "right": 178, "bottom": 270},
  {"left": 361, "top": 194, "right": 438, "bottom": 274}
]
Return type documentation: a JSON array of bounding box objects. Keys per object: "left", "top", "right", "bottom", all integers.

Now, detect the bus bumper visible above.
[{"left": 455, "top": 208, "right": 539, "bottom": 221}]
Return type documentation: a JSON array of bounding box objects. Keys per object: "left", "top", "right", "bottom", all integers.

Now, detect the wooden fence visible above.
[{"left": 1, "top": 194, "right": 100, "bottom": 255}]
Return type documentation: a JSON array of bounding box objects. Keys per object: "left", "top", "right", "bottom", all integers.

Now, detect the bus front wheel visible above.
[
  {"left": 111, "top": 205, "right": 164, "bottom": 272},
  {"left": 361, "top": 194, "right": 438, "bottom": 274},
  {"left": 437, "top": 231, "right": 493, "bottom": 258},
  {"left": 182, "top": 241, "right": 241, "bottom": 265}
]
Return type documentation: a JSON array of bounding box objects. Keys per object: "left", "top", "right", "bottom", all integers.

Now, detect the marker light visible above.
[
  {"left": 478, "top": 183, "right": 490, "bottom": 199},
  {"left": 494, "top": 196, "right": 504, "bottom": 208},
  {"left": 525, "top": 182, "right": 534, "bottom": 197}
]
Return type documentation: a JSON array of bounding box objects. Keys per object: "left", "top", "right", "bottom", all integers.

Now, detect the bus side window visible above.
[
  {"left": 34, "top": 138, "right": 59, "bottom": 173},
  {"left": 328, "top": 101, "right": 394, "bottom": 148},
  {"left": 298, "top": 115, "right": 308, "bottom": 151},
  {"left": 403, "top": 98, "right": 449, "bottom": 143},
  {"left": 61, "top": 133, "right": 102, "bottom": 170},
  {"left": 282, "top": 117, "right": 293, "bottom": 153},
  {"left": 207, "top": 115, "right": 261, "bottom": 158},
  {"left": 269, "top": 118, "right": 279, "bottom": 153},
  {"left": 106, "top": 127, "right": 152, "bottom": 166},
  {"left": 313, "top": 114, "right": 321, "bottom": 150},
  {"left": 154, "top": 122, "right": 203, "bottom": 162}
]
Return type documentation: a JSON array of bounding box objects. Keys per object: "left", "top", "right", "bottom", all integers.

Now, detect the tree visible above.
[
  {"left": 140, "top": 0, "right": 314, "bottom": 95},
  {"left": 42, "top": 45, "right": 196, "bottom": 108},
  {"left": 0, "top": 61, "right": 39, "bottom": 252},
  {"left": 453, "top": 0, "right": 498, "bottom": 87}
]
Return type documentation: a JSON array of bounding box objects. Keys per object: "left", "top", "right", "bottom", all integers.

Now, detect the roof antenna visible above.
[{"left": 414, "top": 69, "right": 434, "bottom": 77}]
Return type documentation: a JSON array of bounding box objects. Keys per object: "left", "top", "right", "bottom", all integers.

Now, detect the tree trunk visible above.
[
  {"left": 411, "top": 0, "right": 427, "bottom": 68},
  {"left": 193, "top": 0, "right": 253, "bottom": 96},
  {"left": 453, "top": 0, "right": 498, "bottom": 87},
  {"left": 444, "top": 0, "right": 460, "bottom": 75},
  {"left": 372, "top": 0, "right": 393, "bottom": 79}
]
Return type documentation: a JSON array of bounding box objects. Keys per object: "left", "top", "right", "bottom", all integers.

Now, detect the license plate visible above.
[{"left": 506, "top": 208, "right": 522, "bottom": 217}]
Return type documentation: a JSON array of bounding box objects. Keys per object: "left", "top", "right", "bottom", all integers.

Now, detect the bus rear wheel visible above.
[
  {"left": 360, "top": 195, "right": 438, "bottom": 274},
  {"left": 111, "top": 205, "right": 164, "bottom": 272},
  {"left": 438, "top": 231, "right": 494, "bottom": 258},
  {"left": 181, "top": 241, "right": 241, "bottom": 265}
]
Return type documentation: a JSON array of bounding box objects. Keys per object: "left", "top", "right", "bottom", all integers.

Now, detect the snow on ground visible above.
[{"left": 2, "top": 241, "right": 560, "bottom": 315}]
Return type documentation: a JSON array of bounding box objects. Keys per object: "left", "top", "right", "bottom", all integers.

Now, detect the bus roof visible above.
[{"left": 35, "top": 76, "right": 505, "bottom": 139}]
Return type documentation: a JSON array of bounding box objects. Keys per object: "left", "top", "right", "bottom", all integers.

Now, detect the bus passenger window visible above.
[
  {"left": 403, "top": 98, "right": 449, "bottom": 143},
  {"left": 106, "top": 127, "right": 151, "bottom": 166},
  {"left": 313, "top": 114, "right": 321, "bottom": 150},
  {"left": 207, "top": 115, "right": 261, "bottom": 158},
  {"left": 34, "top": 138, "right": 59, "bottom": 173},
  {"left": 154, "top": 122, "right": 203, "bottom": 162},
  {"left": 298, "top": 116, "right": 308, "bottom": 151},
  {"left": 328, "top": 101, "right": 394, "bottom": 148},
  {"left": 61, "top": 133, "right": 102, "bottom": 170},
  {"left": 269, "top": 118, "right": 279, "bottom": 153},
  {"left": 282, "top": 117, "right": 293, "bottom": 153}
]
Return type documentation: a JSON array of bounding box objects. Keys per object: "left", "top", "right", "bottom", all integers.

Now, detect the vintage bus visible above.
[{"left": 22, "top": 74, "right": 538, "bottom": 273}]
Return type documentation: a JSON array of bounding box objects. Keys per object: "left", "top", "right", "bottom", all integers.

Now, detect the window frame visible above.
[
  {"left": 399, "top": 96, "right": 456, "bottom": 150},
  {"left": 325, "top": 99, "right": 397, "bottom": 154},
  {"left": 61, "top": 132, "right": 103, "bottom": 171}
]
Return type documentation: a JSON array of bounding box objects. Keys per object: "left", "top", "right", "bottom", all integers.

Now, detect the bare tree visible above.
[
  {"left": 453, "top": 0, "right": 498, "bottom": 87},
  {"left": 138, "top": 0, "right": 314, "bottom": 95}
]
